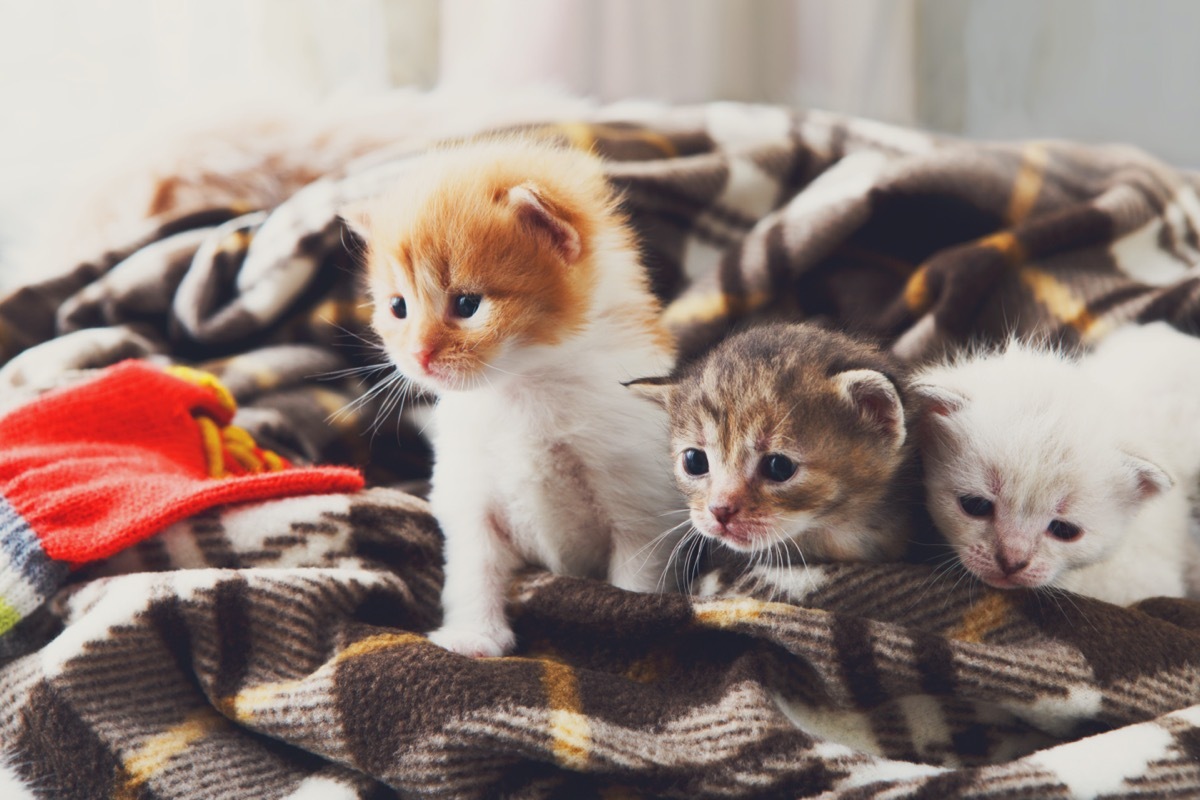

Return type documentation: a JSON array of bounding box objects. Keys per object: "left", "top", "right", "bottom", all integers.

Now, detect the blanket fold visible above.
[{"left": 3, "top": 99, "right": 1200, "bottom": 798}]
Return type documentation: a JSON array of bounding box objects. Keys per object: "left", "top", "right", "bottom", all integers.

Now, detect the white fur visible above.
[
  {"left": 915, "top": 324, "right": 1200, "bottom": 605},
  {"left": 420, "top": 233, "right": 682, "bottom": 657},
  {"left": 0, "top": 751, "right": 37, "bottom": 800}
]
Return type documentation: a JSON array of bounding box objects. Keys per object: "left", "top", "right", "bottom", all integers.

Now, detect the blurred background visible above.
[{"left": 3, "top": 0, "right": 1199, "bottom": 273}]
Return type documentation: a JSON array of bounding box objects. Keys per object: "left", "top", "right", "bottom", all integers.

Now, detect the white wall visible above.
[
  {"left": 917, "top": 0, "right": 1200, "bottom": 166},
  {"left": 5, "top": 0, "right": 1200, "bottom": 275},
  {"left": 439, "top": 0, "right": 917, "bottom": 124}
]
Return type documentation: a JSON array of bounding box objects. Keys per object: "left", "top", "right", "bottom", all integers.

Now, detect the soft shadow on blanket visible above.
[{"left": 3, "top": 101, "right": 1200, "bottom": 798}]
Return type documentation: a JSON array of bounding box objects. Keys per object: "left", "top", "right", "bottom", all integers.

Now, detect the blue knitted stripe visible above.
[{"left": 0, "top": 495, "right": 67, "bottom": 633}]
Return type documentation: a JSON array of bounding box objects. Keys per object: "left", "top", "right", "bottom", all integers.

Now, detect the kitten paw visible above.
[{"left": 427, "top": 626, "right": 515, "bottom": 658}]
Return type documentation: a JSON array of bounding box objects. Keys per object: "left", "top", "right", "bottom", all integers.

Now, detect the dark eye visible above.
[
  {"left": 760, "top": 454, "right": 796, "bottom": 482},
  {"left": 958, "top": 495, "right": 994, "bottom": 518},
  {"left": 389, "top": 296, "right": 407, "bottom": 319},
  {"left": 453, "top": 294, "right": 482, "bottom": 318},
  {"left": 682, "top": 448, "right": 709, "bottom": 476},
  {"left": 1047, "top": 519, "right": 1082, "bottom": 542}
]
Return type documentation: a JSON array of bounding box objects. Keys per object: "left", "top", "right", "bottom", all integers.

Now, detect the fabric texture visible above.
[
  {"left": 2, "top": 99, "right": 1200, "bottom": 798},
  {"left": 0, "top": 359, "right": 363, "bottom": 638}
]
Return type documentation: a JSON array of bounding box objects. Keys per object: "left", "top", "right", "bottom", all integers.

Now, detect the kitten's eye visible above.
[
  {"left": 453, "top": 294, "right": 482, "bottom": 318},
  {"left": 1047, "top": 519, "right": 1082, "bottom": 542},
  {"left": 958, "top": 495, "right": 994, "bottom": 518},
  {"left": 682, "top": 448, "right": 709, "bottom": 476},
  {"left": 389, "top": 296, "right": 407, "bottom": 319},
  {"left": 760, "top": 454, "right": 797, "bottom": 482}
]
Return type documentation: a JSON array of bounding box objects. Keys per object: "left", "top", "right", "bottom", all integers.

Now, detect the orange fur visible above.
[{"left": 358, "top": 137, "right": 662, "bottom": 387}]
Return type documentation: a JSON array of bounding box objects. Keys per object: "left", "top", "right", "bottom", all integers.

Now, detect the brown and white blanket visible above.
[{"left": 3, "top": 99, "right": 1200, "bottom": 799}]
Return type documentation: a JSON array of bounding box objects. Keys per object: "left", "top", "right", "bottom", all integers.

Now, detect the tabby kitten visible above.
[{"left": 630, "top": 323, "right": 913, "bottom": 565}]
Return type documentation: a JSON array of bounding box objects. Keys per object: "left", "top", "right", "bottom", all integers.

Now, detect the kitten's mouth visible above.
[
  {"left": 717, "top": 527, "right": 754, "bottom": 548},
  {"left": 967, "top": 561, "right": 1048, "bottom": 590},
  {"left": 980, "top": 571, "right": 1047, "bottom": 589},
  {"left": 695, "top": 518, "right": 766, "bottom": 551},
  {"left": 419, "top": 363, "right": 481, "bottom": 391}
]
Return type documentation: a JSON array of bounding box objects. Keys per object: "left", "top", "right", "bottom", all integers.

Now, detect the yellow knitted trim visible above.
[
  {"left": 166, "top": 365, "right": 290, "bottom": 478},
  {"left": 194, "top": 416, "right": 226, "bottom": 479},
  {"left": 165, "top": 365, "right": 236, "bottom": 415}
]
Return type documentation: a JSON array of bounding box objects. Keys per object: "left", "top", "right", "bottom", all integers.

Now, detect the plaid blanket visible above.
[{"left": 3, "top": 99, "right": 1200, "bottom": 798}]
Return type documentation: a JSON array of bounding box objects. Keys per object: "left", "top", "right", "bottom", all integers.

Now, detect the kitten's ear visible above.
[
  {"left": 833, "top": 370, "right": 906, "bottom": 448},
  {"left": 911, "top": 383, "right": 966, "bottom": 418},
  {"left": 1119, "top": 453, "right": 1174, "bottom": 504},
  {"left": 507, "top": 183, "right": 583, "bottom": 264},
  {"left": 338, "top": 201, "right": 373, "bottom": 241},
  {"left": 623, "top": 376, "right": 673, "bottom": 407}
]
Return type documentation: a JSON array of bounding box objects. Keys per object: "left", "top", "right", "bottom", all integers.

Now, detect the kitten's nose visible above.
[
  {"left": 995, "top": 550, "right": 1029, "bottom": 576},
  {"left": 414, "top": 348, "right": 436, "bottom": 371},
  {"left": 709, "top": 504, "right": 739, "bottom": 525}
]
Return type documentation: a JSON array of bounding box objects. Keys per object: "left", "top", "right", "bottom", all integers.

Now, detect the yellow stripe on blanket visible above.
[
  {"left": 227, "top": 632, "right": 426, "bottom": 722},
  {"left": 946, "top": 592, "right": 1014, "bottom": 644},
  {"left": 549, "top": 121, "right": 679, "bottom": 159},
  {"left": 693, "top": 597, "right": 826, "bottom": 631},
  {"left": 694, "top": 597, "right": 768, "bottom": 627},
  {"left": 903, "top": 266, "right": 933, "bottom": 314},
  {"left": 904, "top": 231, "right": 1028, "bottom": 315},
  {"left": 979, "top": 230, "right": 1026, "bottom": 265},
  {"left": 1019, "top": 266, "right": 1104, "bottom": 337},
  {"left": 662, "top": 289, "right": 770, "bottom": 328},
  {"left": 692, "top": 596, "right": 817, "bottom": 628},
  {"left": 119, "top": 708, "right": 227, "bottom": 795},
  {"left": 542, "top": 660, "right": 591, "bottom": 768},
  {"left": 1007, "top": 142, "right": 1049, "bottom": 225}
]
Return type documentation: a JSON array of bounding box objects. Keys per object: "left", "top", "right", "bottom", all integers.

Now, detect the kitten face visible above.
[
  {"left": 916, "top": 348, "right": 1171, "bottom": 589},
  {"left": 923, "top": 432, "right": 1134, "bottom": 588},
  {"left": 352, "top": 141, "right": 606, "bottom": 393},
  {"left": 633, "top": 324, "right": 910, "bottom": 561},
  {"left": 669, "top": 411, "right": 845, "bottom": 552}
]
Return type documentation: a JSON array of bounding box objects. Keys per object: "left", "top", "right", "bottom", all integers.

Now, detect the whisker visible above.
[
  {"left": 619, "top": 517, "right": 693, "bottom": 575},
  {"left": 483, "top": 361, "right": 549, "bottom": 381},
  {"left": 1044, "top": 585, "right": 1096, "bottom": 631},
  {"left": 313, "top": 361, "right": 393, "bottom": 381},
  {"left": 330, "top": 369, "right": 404, "bottom": 424},
  {"left": 684, "top": 531, "right": 708, "bottom": 591},
  {"left": 322, "top": 319, "right": 383, "bottom": 349},
  {"left": 368, "top": 374, "right": 411, "bottom": 441}
]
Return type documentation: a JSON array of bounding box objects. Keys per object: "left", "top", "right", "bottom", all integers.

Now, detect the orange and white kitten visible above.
[{"left": 350, "top": 138, "right": 681, "bottom": 657}]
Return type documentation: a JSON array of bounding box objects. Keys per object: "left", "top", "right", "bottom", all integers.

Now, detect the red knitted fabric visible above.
[{"left": 0, "top": 360, "right": 364, "bottom": 566}]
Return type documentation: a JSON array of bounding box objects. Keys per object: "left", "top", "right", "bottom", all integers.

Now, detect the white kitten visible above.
[
  {"left": 355, "top": 139, "right": 683, "bottom": 657},
  {"left": 914, "top": 324, "right": 1200, "bottom": 605}
]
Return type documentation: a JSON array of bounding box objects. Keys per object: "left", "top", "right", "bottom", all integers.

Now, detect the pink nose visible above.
[
  {"left": 995, "top": 550, "right": 1029, "bottom": 576},
  {"left": 709, "top": 504, "right": 739, "bottom": 525},
  {"left": 414, "top": 348, "right": 436, "bottom": 371}
]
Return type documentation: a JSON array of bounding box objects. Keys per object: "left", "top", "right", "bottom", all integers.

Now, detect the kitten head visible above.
[
  {"left": 630, "top": 323, "right": 910, "bottom": 561},
  {"left": 914, "top": 343, "right": 1172, "bottom": 589},
  {"left": 347, "top": 138, "right": 616, "bottom": 393}
]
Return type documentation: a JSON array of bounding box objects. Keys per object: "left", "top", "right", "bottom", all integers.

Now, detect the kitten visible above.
[
  {"left": 629, "top": 323, "right": 913, "bottom": 567},
  {"left": 913, "top": 323, "right": 1200, "bottom": 605},
  {"left": 350, "top": 137, "right": 682, "bottom": 657}
]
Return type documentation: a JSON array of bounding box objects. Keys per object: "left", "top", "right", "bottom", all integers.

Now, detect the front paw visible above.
[{"left": 427, "top": 626, "right": 516, "bottom": 658}]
